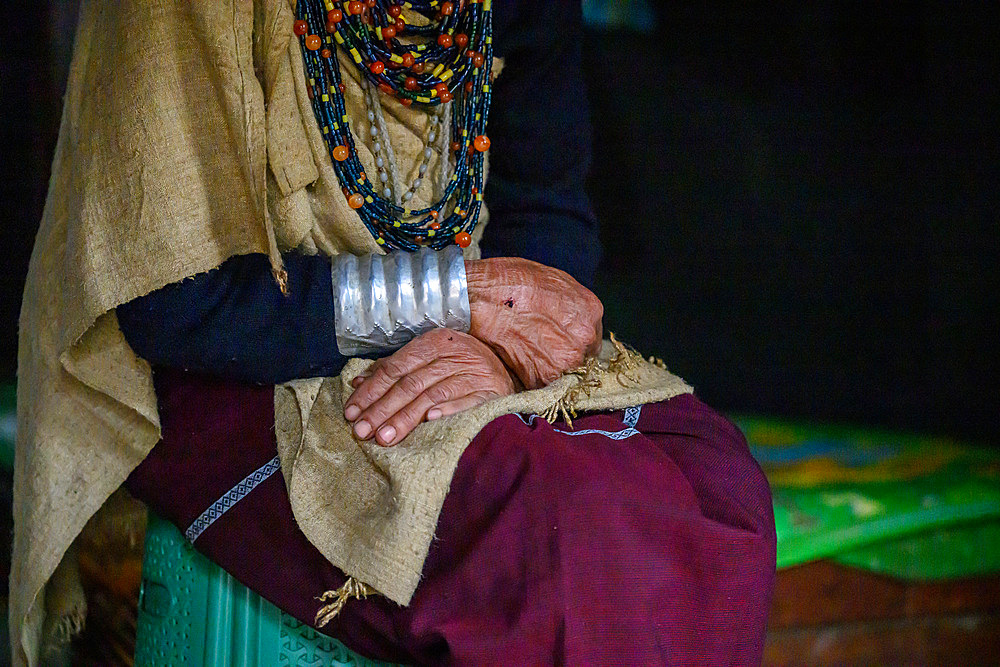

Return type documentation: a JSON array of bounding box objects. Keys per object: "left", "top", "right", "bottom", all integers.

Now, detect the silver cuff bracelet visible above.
[{"left": 331, "top": 246, "right": 471, "bottom": 356}]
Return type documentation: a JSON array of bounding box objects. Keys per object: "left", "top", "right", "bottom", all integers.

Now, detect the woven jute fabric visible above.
[{"left": 11, "top": 2, "right": 690, "bottom": 665}]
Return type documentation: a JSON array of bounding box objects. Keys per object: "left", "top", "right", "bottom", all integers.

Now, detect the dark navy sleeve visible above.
[
  {"left": 116, "top": 253, "right": 358, "bottom": 384},
  {"left": 481, "top": 0, "right": 602, "bottom": 287}
]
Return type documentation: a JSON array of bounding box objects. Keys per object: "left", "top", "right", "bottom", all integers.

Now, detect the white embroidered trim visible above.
[
  {"left": 515, "top": 405, "right": 644, "bottom": 440},
  {"left": 184, "top": 455, "right": 281, "bottom": 543}
]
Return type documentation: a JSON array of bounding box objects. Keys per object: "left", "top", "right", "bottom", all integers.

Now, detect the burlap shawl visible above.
[{"left": 11, "top": 2, "right": 691, "bottom": 665}]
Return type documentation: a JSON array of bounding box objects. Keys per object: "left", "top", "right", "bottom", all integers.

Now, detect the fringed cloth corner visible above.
[
  {"left": 311, "top": 332, "right": 675, "bottom": 622},
  {"left": 316, "top": 577, "right": 378, "bottom": 628}
]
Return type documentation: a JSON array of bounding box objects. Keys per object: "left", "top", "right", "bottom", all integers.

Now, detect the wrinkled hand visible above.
[
  {"left": 344, "top": 327, "right": 515, "bottom": 447},
  {"left": 465, "top": 257, "right": 603, "bottom": 389}
]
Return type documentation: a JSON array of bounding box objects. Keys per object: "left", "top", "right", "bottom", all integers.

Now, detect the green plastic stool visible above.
[{"left": 136, "top": 513, "right": 400, "bottom": 666}]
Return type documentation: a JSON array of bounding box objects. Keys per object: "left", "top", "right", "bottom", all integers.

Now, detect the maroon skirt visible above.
[{"left": 127, "top": 368, "right": 775, "bottom": 666}]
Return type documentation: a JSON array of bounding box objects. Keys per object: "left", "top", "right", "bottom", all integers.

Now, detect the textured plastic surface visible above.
[{"left": 136, "top": 513, "right": 400, "bottom": 666}]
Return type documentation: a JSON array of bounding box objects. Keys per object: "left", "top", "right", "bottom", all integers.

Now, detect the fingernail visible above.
[
  {"left": 351, "top": 376, "right": 366, "bottom": 387},
  {"left": 344, "top": 405, "right": 361, "bottom": 421},
  {"left": 354, "top": 420, "right": 372, "bottom": 439},
  {"left": 427, "top": 408, "right": 442, "bottom": 421},
  {"left": 377, "top": 425, "right": 396, "bottom": 444}
]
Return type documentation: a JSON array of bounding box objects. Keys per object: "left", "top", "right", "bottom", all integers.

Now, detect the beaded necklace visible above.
[{"left": 294, "top": 0, "right": 495, "bottom": 250}]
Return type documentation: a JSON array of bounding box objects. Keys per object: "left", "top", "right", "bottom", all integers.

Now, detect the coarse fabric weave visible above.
[
  {"left": 10, "top": 2, "right": 689, "bottom": 666},
  {"left": 127, "top": 370, "right": 775, "bottom": 666}
]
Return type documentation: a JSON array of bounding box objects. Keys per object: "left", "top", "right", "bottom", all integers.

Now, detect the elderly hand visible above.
[
  {"left": 344, "top": 327, "right": 515, "bottom": 446},
  {"left": 465, "top": 257, "right": 603, "bottom": 389}
]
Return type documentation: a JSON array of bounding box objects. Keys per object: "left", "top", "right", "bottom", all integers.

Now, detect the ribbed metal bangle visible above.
[{"left": 332, "top": 246, "right": 470, "bottom": 356}]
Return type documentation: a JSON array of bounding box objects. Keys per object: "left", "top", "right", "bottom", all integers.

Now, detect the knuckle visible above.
[
  {"left": 425, "top": 381, "right": 453, "bottom": 404},
  {"left": 398, "top": 373, "right": 425, "bottom": 396}
]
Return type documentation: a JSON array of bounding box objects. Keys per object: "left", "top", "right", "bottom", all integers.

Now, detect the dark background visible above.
[{"left": 1, "top": 1, "right": 997, "bottom": 444}]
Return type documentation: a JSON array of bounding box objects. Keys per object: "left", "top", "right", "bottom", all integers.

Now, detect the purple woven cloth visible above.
[{"left": 127, "top": 369, "right": 775, "bottom": 666}]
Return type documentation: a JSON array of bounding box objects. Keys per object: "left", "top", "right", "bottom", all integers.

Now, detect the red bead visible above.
[
  {"left": 471, "top": 186, "right": 478, "bottom": 194},
  {"left": 306, "top": 86, "right": 314, "bottom": 100},
  {"left": 464, "top": 80, "right": 474, "bottom": 94},
  {"left": 328, "top": 9, "right": 343, "bottom": 23},
  {"left": 366, "top": 0, "right": 377, "bottom": 7},
  {"left": 381, "top": 24, "right": 396, "bottom": 39},
  {"left": 440, "top": 1, "right": 455, "bottom": 15},
  {"left": 338, "top": 83, "right": 346, "bottom": 92},
  {"left": 411, "top": 62, "right": 425, "bottom": 74},
  {"left": 454, "top": 33, "right": 468, "bottom": 48},
  {"left": 437, "top": 34, "right": 453, "bottom": 48},
  {"left": 348, "top": 1, "right": 364, "bottom": 15},
  {"left": 440, "top": 91, "right": 454, "bottom": 103},
  {"left": 332, "top": 145, "right": 349, "bottom": 162},
  {"left": 348, "top": 193, "right": 365, "bottom": 209},
  {"left": 369, "top": 61, "right": 385, "bottom": 75},
  {"left": 468, "top": 145, "right": 475, "bottom": 156},
  {"left": 465, "top": 50, "right": 477, "bottom": 59},
  {"left": 321, "top": 48, "right": 332, "bottom": 58},
  {"left": 394, "top": 18, "right": 405, "bottom": 32},
  {"left": 474, "top": 134, "right": 490, "bottom": 152},
  {"left": 401, "top": 53, "right": 415, "bottom": 68},
  {"left": 415, "top": 236, "right": 425, "bottom": 243},
  {"left": 342, "top": 186, "right": 351, "bottom": 197},
  {"left": 455, "top": 231, "right": 472, "bottom": 248},
  {"left": 430, "top": 210, "right": 439, "bottom": 219},
  {"left": 434, "top": 82, "right": 449, "bottom": 95},
  {"left": 293, "top": 20, "right": 308, "bottom": 36},
  {"left": 387, "top": 4, "right": 402, "bottom": 17},
  {"left": 430, "top": 221, "right": 441, "bottom": 230},
  {"left": 472, "top": 53, "right": 485, "bottom": 67},
  {"left": 305, "top": 34, "right": 322, "bottom": 51},
  {"left": 401, "top": 98, "right": 412, "bottom": 106},
  {"left": 404, "top": 77, "right": 419, "bottom": 91},
  {"left": 450, "top": 141, "right": 461, "bottom": 152},
  {"left": 378, "top": 82, "right": 393, "bottom": 95},
  {"left": 326, "top": 22, "right": 337, "bottom": 33}
]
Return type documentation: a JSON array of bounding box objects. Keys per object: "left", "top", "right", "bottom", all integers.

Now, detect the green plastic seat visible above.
[{"left": 136, "top": 513, "right": 400, "bottom": 667}]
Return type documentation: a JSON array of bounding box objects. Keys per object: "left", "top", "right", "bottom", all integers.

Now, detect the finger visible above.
[
  {"left": 377, "top": 386, "right": 501, "bottom": 446},
  {"left": 353, "top": 360, "right": 456, "bottom": 440},
  {"left": 345, "top": 345, "right": 435, "bottom": 417},
  {"left": 425, "top": 391, "right": 500, "bottom": 421}
]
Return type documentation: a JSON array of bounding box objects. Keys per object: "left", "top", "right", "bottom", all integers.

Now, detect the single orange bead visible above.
[
  {"left": 348, "top": 1, "right": 364, "bottom": 15},
  {"left": 429, "top": 210, "right": 439, "bottom": 219},
  {"left": 465, "top": 49, "right": 477, "bottom": 59},
  {"left": 415, "top": 236, "right": 425, "bottom": 243},
  {"left": 401, "top": 53, "right": 415, "bottom": 68},
  {"left": 369, "top": 61, "right": 385, "bottom": 74},
  {"left": 430, "top": 221, "right": 441, "bottom": 230},
  {"left": 450, "top": 141, "right": 461, "bottom": 152},
  {"left": 348, "top": 193, "right": 365, "bottom": 209},
  {"left": 467, "top": 145, "right": 475, "bottom": 156},
  {"left": 332, "top": 145, "right": 349, "bottom": 161},
  {"left": 394, "top": 18, "right": 405, "bottom": 32},
  {"left": 404, "top": 76, "right": 419, "bottom": 91},
  {"left": 464, "top": 80, "right": 474, "bottom": 93},
  {"left": 401, "top": 98, "right": 412, "bottom": 106},
  {"left": 440, "top": 91, "right": 454, "bottom": 103},
  {"left": 472, "top": 53, "right": 485, "bottom": 67},
  {"left": 473, "top": 135, "right": 490, "bottom": 152},
  {"left": 454, "top": 33, "right": 468, "bottom": 48},
  {"left": 387, "top": 4, "right": 402, "bottom": 17},
  {"left": 366, "top": 0, "right": 376, "bottom": 7},
  {"left": 321, "top": 48, "right": 332, "bottom": 58},
  {"left": 342, "top": 186, "right": 351, "bottom": 197},
  {"left": 437, "top": 34, "right": 453, "bottom": 48},
  {"left": 381, "top": 24, "right": 396, "bottom": 39},
  {"left": 378, "top": 82, "right": 393, "bottom": 95},
  {"left": 293, "top": 20, "right": 308, "bottom": 35},
  {"left": 338, "top": 83, "right": 346, "bottom": 92},
  {"left": 305, "top": 34, "right": 322, "bottom": 50},
  {"left": 411, "top": 62, "right": 425, "bottom": 74},
  {"left": 440, "top": 1, "right": 454, "bottom": 15},
  {"left": 328, "top": 9, "right": 343, "bottom": 23},
  {"left": 434, "top": 82, "right": 449, "bottom": 95},
  {"left": 455, "top": 231, "right": 472, "bottom": 248},
  {"left": 326, "top": 21, "right": 338, "bottom": 33}
]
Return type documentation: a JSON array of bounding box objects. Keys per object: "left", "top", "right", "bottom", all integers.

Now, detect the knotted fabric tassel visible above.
[{"left": 315, "top": 577, "right": 377, "bottom": 628}]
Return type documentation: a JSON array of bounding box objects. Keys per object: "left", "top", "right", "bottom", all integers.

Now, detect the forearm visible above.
[{"left": 117, "top": 253, "right": 354, "bottom": 384}]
